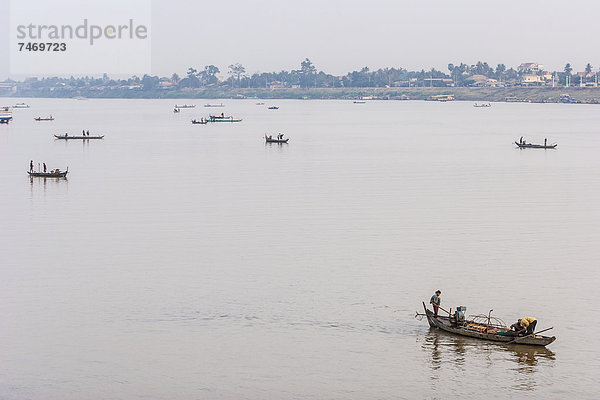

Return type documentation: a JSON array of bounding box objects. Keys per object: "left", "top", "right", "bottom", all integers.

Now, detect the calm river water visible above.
[{"left": 0, "top": 98, "right": 599, "bottom": 399}]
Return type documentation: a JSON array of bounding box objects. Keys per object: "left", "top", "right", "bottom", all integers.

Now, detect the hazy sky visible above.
[{"left": 2, "top": 0, "right": 600, "bottom": 79}]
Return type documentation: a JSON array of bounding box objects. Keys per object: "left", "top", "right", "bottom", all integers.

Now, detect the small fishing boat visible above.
[
  {"left": 191, "top": 119, "right": 208, "bottom": 125},
  {"left": 268, "top": 106, "right": 279, "bottom": 109},
  {"left": 175, "top": 104, "right": 195, "bottom": 109},
  {"left": 474, "top": 103, "right": 491, "bottom": 107},
  {"left": 13, "top": 103, "right": 30, "bottom": 108},
  {"left": 1, "top": 107, "right": 13, "bottom": 123},
  {"left": 211, "top": 118, "right": 242, "bottom": 123},
  {"left": 204, "top": 103, "right": 224, "bottom": 107},
  {"left": 353, "top": 101, "right": 366, "bottom": 104},
  {"left": 54, "top": 134, "right": 104, "bottom": 140},
  {"left": 34, "top": 116, "right": 54, "bottom": 121},
  {"left": 208, "top": 115, "right": 242, "bottom": 122},
  {"left": 28, "top": 167, "right": 68, "bottom": 178},
  {"left": 256, "top": 102, "right": 265, "bottom": 105},
  {"left": 419, "top": 303, "right": 556, "bottom": 346},
  {"left": 174, "top": 108, "right": 181, "bottom": 113},
  {"left": 265, "top": 135, "right": 289, "bottom": 143},
  {"left": 515, "top": 141, "right": 557, "bottom": 149}
]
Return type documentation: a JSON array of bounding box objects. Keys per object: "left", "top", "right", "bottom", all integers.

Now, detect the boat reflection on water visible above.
[{"left": 421, "top": 328, "right": 555, "bottom": 391}]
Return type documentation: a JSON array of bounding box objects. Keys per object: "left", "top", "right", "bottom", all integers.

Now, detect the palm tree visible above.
[{"left": 564, "top": 63, "right": 572, "bottom": 87}]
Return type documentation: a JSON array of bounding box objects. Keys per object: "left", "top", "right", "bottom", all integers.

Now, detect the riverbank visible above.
[{"left": 6, "top": 86, "right": 600, "bottom": 103}]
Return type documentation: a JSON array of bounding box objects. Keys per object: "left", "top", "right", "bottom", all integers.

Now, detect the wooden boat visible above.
[
  {"left": 54, "top": 134, "right": 104, "bottom": 140},
  {"left": 204, "top": 104, "right": 224, "bottom": 107},
  {"left": 268, "top": 106, "right": 279, "bottom": 109},
  {"left": 28, "top": 167, "right": 68, "bottom": 178},
  {"left": 353, "top": 101, "right": 366, "bottom": 104},
  {"left": 256, "top": 102, "right": 265, "bottom": 105},
  {"left": 211, "top": 118, "right": 242, "bottom": 123},
  {"left": 474, "top": 103, "right": 491, "bottom": 107},
  {"left": 13, "top": 103, "right": 30, "bottom": 108},
  {"left": 421, "top": 303, "right": 556, "bottom": 346},
  {"left": 208, "top": 115, "right": 242, "bottom": 122},
  {"left": 265, "top": 135, "right": 289, "bottom": 143},
  {"left": 35, "top": 116, "right": 54, "bottom": 121},
  {"left": 1, "top": 107, "right": 13, "bottom": 123},
  {"left": 515, "top": 141, "right": 557, "bottom": 149},
  {"left": 175, "top": 104, "right": 195, "bottom": 109},
  {"left": 191, "top": 119, "right": 208, "bottom": 124}
]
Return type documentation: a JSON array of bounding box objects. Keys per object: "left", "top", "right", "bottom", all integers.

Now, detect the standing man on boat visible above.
[
  {"left": 430, "top": 290, "right": 442, "bottom": 317},
  {"left": 30, "top": 160, "right": 34, "bottom": 172},
  {"left": 43, "top": 162, "right": 46, "bottom": 173}
]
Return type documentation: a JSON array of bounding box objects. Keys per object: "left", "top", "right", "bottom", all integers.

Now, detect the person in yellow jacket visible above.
[{"left": 510, "top": 317, "right": 537, "bottom": 336}]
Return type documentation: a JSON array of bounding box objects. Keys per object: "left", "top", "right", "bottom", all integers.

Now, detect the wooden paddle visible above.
[{"left": 506, "top": 326, "right": 554, "bottom": 344}]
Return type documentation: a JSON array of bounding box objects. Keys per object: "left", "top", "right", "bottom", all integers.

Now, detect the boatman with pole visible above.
[{"left": 430, "top": 290, "right": 442, "bottom": 317}]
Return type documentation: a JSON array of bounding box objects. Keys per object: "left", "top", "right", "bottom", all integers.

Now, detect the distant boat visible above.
[
  {"left": 515, "top": 141, "right": 557, "bottom": 149},
  {"left": 204, "top": 103, "right": 224, "bottom": 107},
  {"left": 256, "top": 102, "right": 265, "bottom": 105},
  {"left": 191, "top": 119, "right": 208, "bottom": 125},
  {"left": 209, "top": 117, "right": 242, "bottom": 123},
  {"left": 0, "top": 107, "right": 12, "bottom": 123},
  {"left": 34, "top": 116, "right": 54, "bottom": 121},
  {"left": 175, "top": 104, "right": 195, "bottom": 109},
  {"left": 265, "top": 134, "right": 289, "bottom": 143},
  {"left": 353, "top": 101, "right": 366, "bottom": 104},
  {"left": 28, "top": 167, "right": 68, "bottom": 178},
  {"left": 474, "top": 103, "right": 491, "bottom": 107},
  {"left": 13, "top": 103, "right": 30, "bottom": 108},
  {"left": 173, "top": 108, "right": 181, "bottom": 113},
  {"left": 54, "top": 134, "right": 104, "bottom": 140},
  {"left": 268, "top": 106, "right": 279, "bottom": 109}
]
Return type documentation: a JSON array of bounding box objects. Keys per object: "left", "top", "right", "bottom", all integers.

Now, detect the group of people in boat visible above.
[
  {"left": 81, "top": 129, "right": 91, "bottom": 136},
  {"left": 30, "top": 160, "right": 60, "bottom": 174},
  {"left": 265, "top": 133, "right": 285, "bottom": 140},
  {"left": 519, "top": 136, "right": 548, "bottom": 146},
  {"left": 430, "top": 290, "right": 538, "bottom": 336}
]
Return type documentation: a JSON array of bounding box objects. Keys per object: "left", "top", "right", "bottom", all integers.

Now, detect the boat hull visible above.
[
  {"left": 515, "top": 142, "right": 557, "bottom": 149},
  {"left": 28, "top": 171, "right": 68, "bottom": 178},
  {"left": 266, "top": 138, "right": 289, "bottom": 143},
  {"left": 423, "top": 303, "right": 555, "bottom": 346},
  {"left": 211, "top": 119, "right": 242, "bottom": 122},
  {"left": 54, "top": 135, "right": 104, "bottom": 140}
]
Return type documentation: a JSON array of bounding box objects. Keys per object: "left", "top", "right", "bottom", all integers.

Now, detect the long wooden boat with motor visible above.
[
  {"left": 421, "top": 302, "right": 556, "bottom": 346},
  {"left": 175, "top": 104, "right": 195, "bottom": 109},
  {"left": 515, "top": 141, "right": 557, "bottom": 149},
  {"left": 35, "top": 116, "right": 54, "bottom": 121},
  {"left": 208, "top": 115, "right": 242, "bottom": 122},
  {"left": 28, "top": 167, "right": 68, "bottom": 178},
  {"left": 54, "top": 134, "right": 104, "bottom": 140},
  {"left": 265, "top": 135, "right": 289, "bottom": 143}
]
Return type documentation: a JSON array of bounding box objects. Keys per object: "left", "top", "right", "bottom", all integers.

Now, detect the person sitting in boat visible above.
[
  {"left": 86, "top": 130, "right": 90, "bottom": 136},
  {"left": 511, "top": 317, "right": 537, "bottom": 336},
  {"left": 221, "top": 112, "right": 224, "bottom": 118},
  {"left": 519, "top": 136, "right": 523, "bottom": 144},
  {"left": 430, "top": 290, "right": 442, "bottom": 317}
]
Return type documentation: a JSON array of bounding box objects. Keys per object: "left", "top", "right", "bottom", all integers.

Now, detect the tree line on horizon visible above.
[{"left": 8, "top": 59, "right": 599, "bottom": 90}]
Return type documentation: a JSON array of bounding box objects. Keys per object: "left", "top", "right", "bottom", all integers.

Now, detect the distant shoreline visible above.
[{"left": 4, "top": 87, "right": 600, "bottom": 103}]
